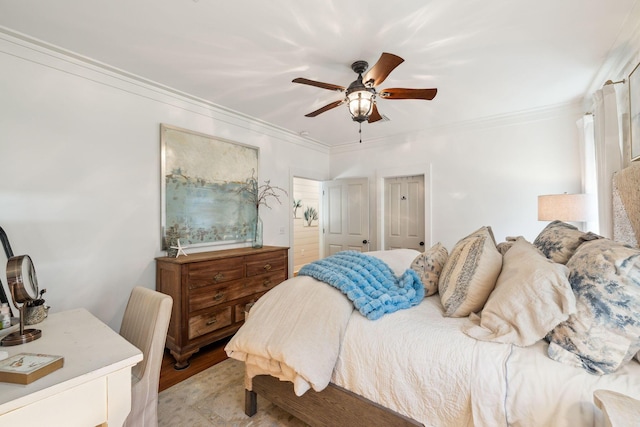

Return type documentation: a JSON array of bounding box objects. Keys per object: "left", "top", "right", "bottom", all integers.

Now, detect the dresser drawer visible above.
[
  {"left": 234, "top": 291, "right": 267, "bottom": 322},
  {"left": 246, "top": 252, "right": 286, "bottom": 277},
  {"left": 189, "top": 281, "right": 241, "bottom": 312},
  {"left": 189, "top": 273, "right": 281, "bottom": 313},
  {"left": 246, "top": 270, "right": 286, "bottom": 291},
  {"left": 188, "top": 306, "right": 232, "bottom": 339},
  {"left": 187, "top": 259, "right": 244, "bottom": 289}
]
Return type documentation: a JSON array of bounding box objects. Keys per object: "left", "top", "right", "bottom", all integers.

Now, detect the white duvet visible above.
[{"left": 226, "top": 249, "right": 640, "bottom": 426}]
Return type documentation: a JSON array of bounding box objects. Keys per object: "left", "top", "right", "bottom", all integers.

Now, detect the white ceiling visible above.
[{"left": 1, "top": 0, "right": 638, "bottom": 146}]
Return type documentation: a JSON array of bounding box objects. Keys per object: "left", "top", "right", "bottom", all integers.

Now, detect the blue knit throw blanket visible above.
[{"left": 298, "top": 251, "right": 424, "bottom": 320}]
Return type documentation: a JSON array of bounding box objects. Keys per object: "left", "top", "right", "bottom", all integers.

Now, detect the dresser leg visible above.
[{"left": 170, "top": 349, "right": 197, "bottom": 370}]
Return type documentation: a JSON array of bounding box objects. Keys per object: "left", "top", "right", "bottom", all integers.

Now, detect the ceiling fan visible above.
[{"left": 292, "top": 52, "right": 437, "bottom": 125}]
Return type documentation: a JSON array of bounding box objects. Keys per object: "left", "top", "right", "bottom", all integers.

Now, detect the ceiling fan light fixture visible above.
[
  {"left": 347, "top": 89, "right": 374, "bottom": 123},
  {"left": 292, "top": 52, "right": 438, "bottom": 128}
]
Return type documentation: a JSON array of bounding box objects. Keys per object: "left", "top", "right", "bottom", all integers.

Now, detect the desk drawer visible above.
[
  {"left": 0, "top": 375, "right": 108, "bottom": 427},
  {"left": 188, "top": 306, "right": 232, "bottom": 339},
  {"left": 187, "top": 259, "right": 244, "bottom": 289}
]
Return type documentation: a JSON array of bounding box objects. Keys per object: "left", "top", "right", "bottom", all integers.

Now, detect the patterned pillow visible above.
[
  {"left": 533, "top": 220, "right": 594, "bottom": 264},
  {"left": 438, "top": 226, "right": 502, "bottom": 317},
  {"left": 410, "top": 242, "right": 449, "bottom": 296},
  {"left": 547, "top": 238, "right": 640, "bottom": 374},
  {"left": 463, "top": 238, "right": 576, "bottom": 346}
]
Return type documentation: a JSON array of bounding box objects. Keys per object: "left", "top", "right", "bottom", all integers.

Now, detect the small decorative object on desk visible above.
[
  {"left": 0, "top": 303, "right": 10, "bottom": 329},
  {"left": 0, "top": 352, "right": 64, "bottom": 384},
  {"left": 24, "top": 289, "right": 49, "bottom": 325},
  {"left": 238, "top": 170, "right": 287, "bottom": 249}
]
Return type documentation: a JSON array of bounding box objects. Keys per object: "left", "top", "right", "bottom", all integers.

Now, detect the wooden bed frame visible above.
[{"left": 246, "top": 374, "right": 422, "bottom": 426}]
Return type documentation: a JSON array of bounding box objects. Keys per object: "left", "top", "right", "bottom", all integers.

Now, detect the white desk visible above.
[{"left": 0, "top": 308, "right": 142, "bottom": 427}]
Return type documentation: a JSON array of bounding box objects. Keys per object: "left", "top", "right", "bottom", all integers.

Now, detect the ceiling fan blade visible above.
[
  {"left": 292, "top": 78, "right": 345, "bottom": 92},
  {"left": 368, "top": 103, "right": 383, "bottom": 123},
  {"left": 363, "top": 52, "right": 404, "bottom": 87},
  {"left": 379, "top": 88, "right": 438, "bottom": 100},
  {"left": 305, "top": 99, "right": 345, "bottom": 117}
]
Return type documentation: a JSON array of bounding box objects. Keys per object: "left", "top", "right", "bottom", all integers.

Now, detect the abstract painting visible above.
[{"left": 160, "top": 124, "right": 258, "bottom": 249}]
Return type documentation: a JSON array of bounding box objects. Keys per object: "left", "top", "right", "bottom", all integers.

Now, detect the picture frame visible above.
[
  {"left": 160, "top": 124, "right": 259, "bottom": 249},
  {"left": 630, "top": 61, "right": 640, "bottom": 162}
]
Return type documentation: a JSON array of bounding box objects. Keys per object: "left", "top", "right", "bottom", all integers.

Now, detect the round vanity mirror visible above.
[
  {"left": 7, "top": 255, "right": 39, "bottom": 303},
  {"left": 1, "top": 255, "right": 42, "bottom": 346}
]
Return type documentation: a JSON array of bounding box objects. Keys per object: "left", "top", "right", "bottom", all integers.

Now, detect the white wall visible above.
[
  {"left": 330, "top": 104, "right": 584, "bottom": 250},
  {"left": 0, "top": 32, "right": 329, "bottom": 329},
  {"left": 2, "top": 27, "right": 632, "bottom": 332}
]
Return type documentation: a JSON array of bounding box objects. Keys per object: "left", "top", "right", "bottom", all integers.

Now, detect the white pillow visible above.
[
  {"left": 438, "top": 226, "right": 502, "bottom": 317},
  {"left": 463, "top": 238, "right": 576, "bottom": 346},
  {"left": 410, "top": 242, "right": 448, "bottom": 296}
]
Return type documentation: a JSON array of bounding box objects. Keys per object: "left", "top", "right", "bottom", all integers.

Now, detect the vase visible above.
[{"left": 252, "top": 216, "right": 263, "bottom": 248}]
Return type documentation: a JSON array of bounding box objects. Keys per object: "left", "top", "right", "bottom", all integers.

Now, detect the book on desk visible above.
[{"left": 0, "top": 353, "right": 64, "bottom": 385}]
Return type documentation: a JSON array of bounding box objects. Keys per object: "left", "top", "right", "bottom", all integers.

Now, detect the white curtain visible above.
[
  {"left": 576, "top": 114, "right": 598, "bottom": 233},
  {"left": 592, "top": 84, "right": 623, "bottom": 238}
]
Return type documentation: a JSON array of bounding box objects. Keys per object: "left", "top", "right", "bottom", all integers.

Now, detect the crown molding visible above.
[
  {"left": 330, "top": 101, "right": 582, "bottom": 155},
  {"left": 0, "top": 26, "right": 330, "bottom": 155}
]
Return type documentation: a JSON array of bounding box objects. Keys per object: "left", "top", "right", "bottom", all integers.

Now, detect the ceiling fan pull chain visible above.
[{"left": 359, "top": 122, "right": 362, "bottom": 143}]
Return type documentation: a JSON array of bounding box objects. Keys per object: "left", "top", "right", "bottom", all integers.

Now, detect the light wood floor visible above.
[{"left": 159, "top": 337, "right": 230, "bottom": 392}]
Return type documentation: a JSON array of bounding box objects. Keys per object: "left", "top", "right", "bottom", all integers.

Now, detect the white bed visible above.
[{"left": 226, "top": 164, "right": 640, "bottom": 427}]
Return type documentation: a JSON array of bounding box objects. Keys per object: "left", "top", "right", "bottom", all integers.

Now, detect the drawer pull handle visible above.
[
  {"left": 206, "top": 316, "right": 217, "bottom": 325},
  {"left": 263, "top": 263, "right": 272, "bottom": 271},
  {"left": 214, "top": 292, "right": 225, "bottom": 301},
  {"left": 213, "top": 273, "right": 224, "bottom": 283},
  {"left": 263, "top": 279, "right": 271, "bottom": 287}
]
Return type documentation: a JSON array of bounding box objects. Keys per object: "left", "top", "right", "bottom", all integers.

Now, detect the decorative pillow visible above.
[
  {"left": 547, "top": 238, "right": 640, "bottom": 375},
  {"left": 438, "top": 226, "right": 502, "bottom": 317},
  {"left": 463, "top": 238, "right": 576, "bottom": 346},
  {"left": 496, "top": 236, "right": 519, "bottom": 255},
  {"left": 410, "top": 243, "right": 448, "bottom": 296},
  {"left": 533, "top": 220, "right": 600, "bottom": 264}
]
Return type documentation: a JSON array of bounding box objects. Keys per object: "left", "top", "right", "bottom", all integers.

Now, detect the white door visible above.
[
  {"left": 322, "top": 178, "right": 370, "bottom": 255},
  {"left": 384, "top": 175, "right": 425, "bottom": 251}
]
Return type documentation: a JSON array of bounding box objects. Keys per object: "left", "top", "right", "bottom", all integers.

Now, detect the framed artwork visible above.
[
  {"left": 160, "top": 124, "right": 259, "bottom": 249},
  {"left": 630, "top": 62, "right": 640, "bottom": 162}
]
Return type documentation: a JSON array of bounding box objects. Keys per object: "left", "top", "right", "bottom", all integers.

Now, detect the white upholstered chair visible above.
[{"left": 119, "top": 286, "right": 173, "bottom": 427}]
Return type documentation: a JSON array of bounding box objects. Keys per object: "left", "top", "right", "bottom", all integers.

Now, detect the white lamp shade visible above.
[{"left": 538, "top": 193, "right": 596, "bottom": 222}]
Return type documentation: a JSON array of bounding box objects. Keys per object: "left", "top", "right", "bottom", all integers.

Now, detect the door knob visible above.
[
  {"left": 362, "top": 240, "right": 369, "bottom": 244},
  {"left": 419, "top": 241, "right": 425, "bottom": 246}
]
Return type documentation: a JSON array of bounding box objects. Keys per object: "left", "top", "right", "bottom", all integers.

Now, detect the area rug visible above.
[{"left": 158, "top": 357, "right": 308, "bottom": 426}]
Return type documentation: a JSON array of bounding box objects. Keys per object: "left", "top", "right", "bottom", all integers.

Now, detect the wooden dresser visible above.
[{"left": 156, "top": 245, "right": 288, "bottom": 369}]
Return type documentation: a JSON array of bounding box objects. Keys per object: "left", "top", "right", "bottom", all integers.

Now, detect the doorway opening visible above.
[{"left": 292, "top": 177, "right": 322, "bottom": 275}]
